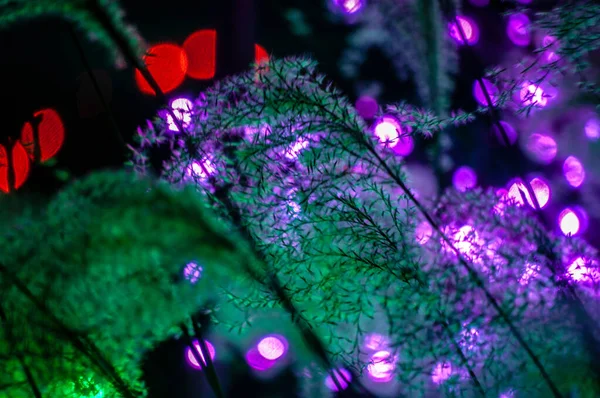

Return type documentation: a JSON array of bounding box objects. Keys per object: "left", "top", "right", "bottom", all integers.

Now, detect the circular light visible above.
[
  {"left": 187, "top": 158, "right": 215, "bottom": 180},
  {"left": 558, "top": 208, "right": 580, "bottom": 236},
  {"left": 373, "top": 116, "right": 414, "bottom": 156},
  {"left": 567, "top": 257, "right": 599, "bottom": 283},
  {"left": 493, "top": 121, "right": 518, "bottom": 146},
  {"left": 355, "top": 96, "right": 378, "bottom": 119},
  {"left": 334, "top": 0, "right": 364, "bottom": 14},
  {"left": 185, "top": 340, "right": 216, "bottom": 370},
  {"left": 183, "top": 30, "right": 217, "bottom": 80},
  {"left": 452, "top": 166, "right": 477, "bottom": 192},
  {"left": 257, "top": 336, "right": 286, "bottom": 360},
  {"left": 431, "top": 362, "right": 453, "bottom": 385},
  {"left": 520, "top": 83, "right": 548, "bottom": 107},
  {"left": 183, "top": 262, "right": 203, "bottom": 284},
  {"left": 135, "top": 43, "right": 188, "bottom": 95},
  {"left": 246, "top": 347, "right": 276, "bottom": 371},
  {"left": 506, "top": 13, "right": 531, "bottom": 47},
  {"left": 584, "top": 118, "right": 600, "bottom": 141},
  {"left": 526, "top": 133, "right": 557, "bottom": 164},
  {"left": 563, "top": 156, "right": 585, "bottom": 188},
  {"left": 449, "top": 16, "right": 479, "bottom": 46},
  {"left": 167, "top": 98, "right": 193, "bottom": 132},
  {"left": 324, "top": 368, "right": 352, "bottom": 391},
  {"left": 473, "top": 79, "right": 499, "bottom": 107},
  {"left": 506, "top": 178, "right": 550, "bottom": 209},
  {"left": 367, "top": 350, "right": 396, "bottom": 382}
]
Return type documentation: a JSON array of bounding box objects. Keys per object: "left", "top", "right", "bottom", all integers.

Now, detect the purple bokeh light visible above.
[
  {"left": 167, "top": 97, "right": 193, "bottom": 132},
  {"left": 183, "top": 262, "right": 203, "bottom": 284},
  {"left": 473, "top": 79, "right": 499, "bottom": 107},
  {"left": 332, "top": 0, "right": 364, "bottom": 15},
  {"left": 558, "top": 208, "right": 582, "bottom": 236},
  {"left": 584, "top": 117, "right": 600, "bottom": 141},
  {"left": 493, "top": 121, "right": 518, "bottom": 146},
  {"left": 355, "top": 95, "right": 378, "bottom": 119},
  {"left": 431, "top": 362, "right": 454, "bottom": 385},
  {"left": 506, "top": 13, "right": 531, "bottom": 47},
  {"left": 526, "top": 133, "right": 557, "bottom": 164},
  {"left": 452, "top": 166, "right": 477, "bottom": 192},
  {"left": 520, "top": 262, "right": 540, "bottom": 285},
  {"left": 364, "top": 333, "right": 389, "bottom": 351},
  {"left": 185, "top": 340, "right": 216, "bottom": 370},
  {"left": 563, "top": 156, "right": 585, "bottom": 188},
  {"left": 373, "top": 116, "right": 414, "bottom": 156},
  {"left": 567, "top": 257, "right": 599, "bottom": 283},
  {"left": 325, "top": 368, "right": 352, "bottom": 391},
  {"left": 449, "top": 16, "right": 480, "bottom": 46},
  {"left": 257, "top": 335, "right": 287, "bottom": 360},
  {"left": 415, "top": 221, "right": 433, "bottom": 245},
  {"left": 187, "top": 158, "right": 216, "bottom": 180},
  {"left": 246, "top": 347, "right": 277, "bottom": 371},
  {"left": 506, "top": 177, "right": 551, "bottom": 209},
  {"left": 367, "top": 350, "right": 396, "bottom": 382},
  {"left": 520, "top": 83, "right": 550, "bottom": 108}
]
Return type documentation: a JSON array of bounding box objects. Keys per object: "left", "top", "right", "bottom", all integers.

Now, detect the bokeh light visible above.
[
  {"left": 20, "top": 108, "right": 65, "bottom": 162},
  {"left": 135, "top": 43, "right": 188, "bottom": 95},
  {"left": 526, "top": 133, "right": 557, "bottom": 164},
  {"left": 520, "top": 83, "right": 549, "bottom": 107},
  {"left": 452, "top": 166, "right": 477, "bottom": 192},
  {"left": 520, "top": 262, "right": 540, "bottom": 285},
  {"left": 541, "top": 35, "right": 560, "bottom": 63},
  {"left": 0, "top": 142, "right": 31, "bottom": 193},
  {"left": 506, "top": 178, "right": 550, "bottom": 209},
  {"left": 473, "top": 79, "right": 499, "bottom": 107},
  {"left": 373, "top": 116, "right": 414, "bottom": 156},
  {"left": 333, "top": 0, "right": 364, "bottom": 15},
  {"left": 246, "top": 347, "right": 277, "bottom": 371},
  {"left": 325, "top": 368, "right": 352, "bottom": 391},
  {"left": 185, "top": 340, "right": 216, "bottom": 370},
  {"left": 367, "top": 350, "right": 396, "bottom": 382},
  {"left": 355, "top": 95, "right": 378, "bottom": 119},
  {"left": 285, "top": 138, "right": 310, "bottom": 159},
  {"left": 167, "top": 98, "right": 193, "bottom": 132},
  {"left": 563, "top": 156, "right": 585, "bottom": 188},
  {"left": 558, "top": 208, "right": 581, "bottom": 236},
  {"left": 449, "top": 16, "right": 480, "bottom": 46},
  {"left": 364, "top": 333, "right": 388, "bottom": 351},
  {"left": 187, "top": 158, "right": 216, "bottom": 180},
  {"left": 257, "top": 335, "right": 287, "bottom": 360},
  {"left": 493, "top": 120, "right": 518, "bottom": 146},
  {"left": 183, "top": 30, "right": 217, "bottom": 80},
  {"left": 506, "top": 13, "right": 531, "bottom": 47},
  {"left": 567, "top": 257, "right": 599, "bottom": 283},
  {"left": 431, "top": 362, "right": 453, "bottom": 385},
  {"left": 415, "top": 221, "right": 433, "bottom": 245},
  {"left": 183, "top": 262, "right": 203, "bottom": 284},
  {"left": 584, "top": 117, "right": 599, "bottom": 140}
]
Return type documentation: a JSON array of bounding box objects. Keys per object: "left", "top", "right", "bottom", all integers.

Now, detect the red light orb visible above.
[
  {"left": 0, "top": 141, "right": 31, "bottom": 193},
  {"left": 183, "top": 30, "right": 217, "bottom": 80},
  {"left": 135, "top": 43, "right": 188, "bottom": 95},
  {"left": 21, "top": 108, "right": 65, "bottom": 162}
]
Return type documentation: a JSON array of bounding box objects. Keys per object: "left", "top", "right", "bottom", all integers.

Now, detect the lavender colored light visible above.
[
  {"left": 415, "top": 221, "right": 433, "bottom": 245},
  {"left": 493, "top": 121, "right": 518, "bottom": 146},
  {"left": 185, "top": 340, "right": 216, "bottom": 370},
  {"left": 367, "top": 350, "right": 396, "bottom": 382},
  {"left": 257, "top": 335, "right": 287, "bottom": 360},
  {"left": 506, "top": 13, "right": 531, "bottom": 47},
  {"left": 584, "top": 117, "right": 600, "bottom": 140},
  {"left": 558, "top": 208, "right": 581, "bottom": 236},
  {"left": 373, "top": 116, "right": 414, "bottom": 156},
  {"left": 333, "top": 0, "right": 364, "bottom": 14},
  {"left": 452, "top": 166, "right": 477, "bottom": 192},
  {"left": 325, "top": 368, "right": 352, "bottom": 391},
  {"left": 167, "top": 97, "right": 193, "bottom": 132},
  {"left": 506, "top": 177, "right": 550, "bottom": 209},
  {"left": 285, "top": 138, "right": 309, "bottom": 159},
  {"left": 473, "top": 79, "right": 499, "bottom": 107},
  {"left": 520, "top": 83, "right": 548, "bottom": 107},
  {"left": 567, "top": 257, "right": 599, "bottom": 283},
  {"left": 520, "top": 262, "right": 540, "bottom": 285},
  {"left": 187, "top": 158, "right": 216, "bottom": 179},
  {"left": 526, "top": 133, "right": 557, "bottom": 164},
  {"left": 364, "top": 333, "right": 388, "bottom": 351},
  {"left": 541, "top": 35, "right": 560, "bottom": 63},
  {"left": 355, "top": 96, "right": 378, "bottom": 119},
  {"left": 449, "top": 16, "right": 479, "bottom": 46},
  {"left": 246, "top": 347, "right": 277, "bottom": 371},
  {"left": 183, "top": 262, "right": 203, "bottom": 284},
  {"left": 431, "top": 362, "right": 453, "bottom": 385},
  {"left": 563, "top": 156, "right": 585, "bottom": 188}
]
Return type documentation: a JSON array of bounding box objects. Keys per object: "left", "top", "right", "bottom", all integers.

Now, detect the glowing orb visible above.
[
  {"left": 183, "top": 262, "right": 203, "bottom": 284},
  {"left": 506, "top": 13, "right": 531, "bottom": 47},
  {"left": 584, "top": 118, "right": 599, "bottom": 140},
  {"left": 493, "top": 121, "right": 518, "bottom": 146},
  {"left": 185, "top": 340, "right": 216, "bottom": 370},
  {"left": 506, "top": 178, "right": 550, "bottom": 209},
  {"left": 452, "top": 166, "right": 477, "bottom": 192},
  {"left": 135, "top": 43, "right": 188, "bottom": 95},
  {"left": 364, "top": 333, "right": 388, "bottom": 351},
  {"left": 415, "top": 221, "right": 433, "bottom": 245},
  {"left": 167, "top": 98, "right": 193, "bottom": 132},
  {"left": 257, "top": 336, "right": 287, "bottom": 360},
  {"left": 20, "top": 108, "right": 65, "bottom": 162},
  {"left": 367, "top": 350, "right": 396, "bottom": 382},
  {"left": 558, "top": 208, "right": 580, "bottom": 236},
  {"left": 333, "top": 0, "right": 364, "bottom": 14},
  {"left": 567, "top": 257, "right": 599, "bottom": 283},
  {"left": 473, "top": 79, "right": 499, "bottom": 107},
  {"left": 520, "top": 83, "right": 548, "bottom": 107},
  {"left": 246, "top": 347, "right": 276, "bottom": 371},
  {"left": 183, "top": 30, "right": 217, "bottom": 80},
  {"left": 563, "top": 156, "right": 585, "bottom": 188},
  {"left": 526, "top": 133, "right": 557, "bottom": 164},
  {"left": 325, "top": 368, "right": 352, "bottom": 391},
  {"left": 355, "top": 96, "right": 378, "bottom": 119},
  {"left": 431, "top": 362, "right": 453, "bottom": 385},
  {"left": 187, "top": 158, "right": 216, "bottom": 180},
  {"left": 449, "top": 16, "right": 479, "bottom": 45},
  {"left": 0, "top": 142, "right": 31, "bottom": 193}
]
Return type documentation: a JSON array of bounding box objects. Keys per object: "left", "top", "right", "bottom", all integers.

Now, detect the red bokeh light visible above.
[
  {"left": 135, "top": 43, "right": 188, "bottom": 95},
  {"left": 21, "top": 108, "right": 65, "bottom": 162},
  {"left": 255, "top": 44, "right": 269, "bottom": 65},
  {"left": 183, "top": 30, "right": 217, "bottom": 80},
  {"left": 0, "top": 141, "right": 31, "bottom": 193}
]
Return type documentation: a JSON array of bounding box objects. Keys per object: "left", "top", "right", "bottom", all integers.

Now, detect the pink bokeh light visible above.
[
  {"left": 333, "top": 0, "right": 364, "bottom": 14},
  {"left": 563, "top": 156, "right": 585, "bottom": 188},
  {"left": 473, "top": 79, "right": 499, "bottom": 107},
  {"left": 493, "top": 121, "right": 518, "bottom": 146},
  {"left": 325, "top": 368, "right": 352, "bottom": 391},
  {"left": 187, "top": 158, "right": 216, "bottom": 180},
  {"left": 364, "top": 333, "right": 389, "bottom": 351},
  {"left": 185, "top": 340, "right": 216, "bottom": 370},
  {"left": 373, "top": 116, "right": 414, "bottom": 156},
  {"left": 257, "top": 335, "right": 287, "bottom": 360},
  {"left": 506, "top": 13, "right": 531, "bottom": 47},
  {"left": 183, "top": 262, "right": 203, "bottom": 284},
  {"left": 367, "top": 350, "right": 396, "bottom": 382},
  {"left": 541, "top": 35, "right": 560, "bottom": 63},
  {"left": 246, "top": 347, "right": 277, "bottom": 371},
  {"left": 431, "top": 362, "right": 454, "bottom": 385},
  {"left": 506, "top": 178, "right": 550, "bottom": 209},
  {"left": 558, "top": 208, "right": 582, "bottom": 236},
  {"left": 355, "top": 96, "right": 378, "bottom": 119},
  {"left": 452, "top": 166, "right": 477, "bottom": 192},
  {"left": 167, "top": 97, "right": 193, "bottom": 132},
  {"left": 526, "top": 133, "right": 557, "bottom": 164},
  {"left": 567, "top": 257, "right": 599, "bottom": 283},
  {"left": 584, "top": 117, "right": 599, "bottom": 141},
  {"left": 449, "top": 16, "right": 480, "bottom": 46},
  {"left": 520, "top": 83, "right": 549, "bottom": 108},
  {"left": 415, "top": 221, "right": 433, "bottom": 245}
]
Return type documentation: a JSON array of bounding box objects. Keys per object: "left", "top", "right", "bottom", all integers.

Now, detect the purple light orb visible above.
[
  {"left": 431, "top": 362, "right": 453, "bottom": 385},
  {"left": 325, "top": 368, "right": 352, "bottom": 391},
  {"left": 285, "top": 138, "right": 309, "bottom": 159},
  {"left": 183, "top": 262, "right": 203, "bottom": 284},
  {"left": 187, "top": 158, "right": 216, "bottom": 180},
  {"left": 333, "top": 0, "right": 364, "bottom": 15},
  {"left": 493, "top": 121, "right": 518, "bottom": 146},
  {"left": 355, "top": 95, "right": 378, "bottom": 119},
  {"left": 415, "top": 221, "right": 433, "bottom": 245},
  {"left": 257, "top": 335, "right": 287, "bottom": 360},
  {"left": 520, "top": 83, "right": 549, "bottom": 107},
  {"left": 567, "top": 257, "right": 599, "bottom": 283},
  {"left": 540, "top": 35, "right": 560, "bottom": 63},
  {"left": 506, "top": 177, "right": 550, "bottom": 209},
  {"left": 448, "top": 16, "right": 480, "bottom": 46},
  {"left": 558, "top": 207, "right": 582, "bottom": 236},
  {"left": 526, "top": 133, "right": 557, "bottom": 164},
  {"left": 167, "top": 97, "right": 193, "bottom": 132},
  {"left": 452, "top": 166, "right": 477, "bottom": 192},
  {"left": 185, "top": 340, "right": 216, "bottom": 370},
  {"left": 364, "top": 333, "right": 388, "bottom": 351},
  {"left": 584, "top": 117, "right": 600, "bottom": 141},
  {"left": 506, "top": 13, "right": 531, "bottom": 47},
  {"left": 563, "top": 156, "right": 585, "bottom": 188},
  {"left": 367, "top": 350, "right": 396, "bottom": 382},
  {"left": 473, "top": 79, "right": 499, "bottom": 107},
  {"left": 246, "top": 347, "right": 277, "bottom": 371}
]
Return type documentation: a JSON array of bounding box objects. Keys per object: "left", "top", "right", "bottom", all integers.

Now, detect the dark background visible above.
[{"left": 0, "top": 0, "right": 595, "bottom": 396}]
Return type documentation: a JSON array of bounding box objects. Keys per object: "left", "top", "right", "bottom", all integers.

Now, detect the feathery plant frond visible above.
[
  {"left": 0, "top": 171, "right": 259, "bottom": 397},
  {"left": 0, "top": 0, "right": 146, "bottom": 66},
  {"left": 132, "top": 56, "right": 600, "bottom": 396}
]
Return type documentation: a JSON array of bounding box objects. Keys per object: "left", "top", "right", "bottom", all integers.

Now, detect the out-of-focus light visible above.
[
  {"left": 183, "top": 30, "right": 217, "bottom": 80},
  {"left": 246, "top": 347, "right": 276, "bottom": 371},
  {"left": 541, "top": 35, "right": 560, "bottom": 63},
  {"left": 185, "top": 340, "right": 216, "bottom": 370},
  {"left": 493, "top": 121, "right": 518, "bottom": 146},
  {"left": 567, "top": 257, "right": 599, "bottom": 283},
  {"left": 325, "top": 368, "right": 352, "bottom": 391},
  {"left": 500, "top": 390, "right": 516, "bottom": 398},
  {"left": 355, "top": 96, "right": 378, "bottom": 119},
  {"left": 506, "top": 178, "right": 550, "bottom": 209},
  {"left": 563, "top": 156, "right": 585, "bottom": 188},
  {"left": 187, "top": 158, "right": 216, "bottom": 180},
  {"left": 415, "top": 221, "right": 433, "bottom": 245},
  {"left": 520, "top": 83, "right": 549, "bottom": 107},
  {"left": 558, "top": 208, "right": 581, "bottom": 236},
  {"left": 458, "top": 327, "right": 479, "bottom": 351},
  {"left": 584, "top": 117, "right": 600, "bottom": 140},
  {"left": 431, "top": 362, "right": 453, "bottom": 385},
  {"left": 167, "top": 98, "right": 193, "bottom": 132},
  {"left": 285, "top": 138, "right": 309, "bottom": 159},
  {"left": 257, "top": 336, "right": 287, "bottom": 360},
  {"left": 135, "top": 43, "right": 188, "bottom": 95},
  {"left": 367, "top": 350, "right": 396, "bottom": 382},
  {"left": 526, "top": 133, "right": 557, "bottom": 164},
  {"left": 452, "top": 166, "right": 477, "bottom": 192},
  {"left": 473, "top": 79, "right": 499, "bottom": 107},
  {"left": 449, "top": 16, "right": 480, "bottom": 46},
  {"left": 373, "top": 116, "right": 414, "bottom": 156},
  {"left": 333, "top": 0, "right": 364, "bottom": 14},
  {"left": 507, "top": 13, "right": 531, "bottom": 47},
  {"left": 183, "top": 262, "right": 203, "bottom": 284},
  {"left": 520, "top": 262, "right": 540, "bottom": 285},
  {"left": 364, "top": 333, "right": 388, "bottom": 351}
]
